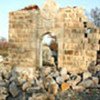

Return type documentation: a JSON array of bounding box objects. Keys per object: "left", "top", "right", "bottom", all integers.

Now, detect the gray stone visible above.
[
  {"left": 92, "top": 77, "right": 99, "bottom": 85},
  {"left": 79, "top": 79, "right": 93, "bottom": 88},
  {"left": 26, "top": 87, "right": 44, "bottom": 94},
  {"left": 11, "top": 70, "right": 18, "bottom": 78},
  {"left": 83, "top": 71, "right": 92, "bottom": 80},
  {"left": 50, "top": 71, "right": 59, "bottom": 78},
  {"left": 7, "top": 92, "right": 26, "bottom": 100},
  {"left": 29, "top": 93, "right": 51, "bottom": 100},
  {"left": 67, "top": 74, "right": 81, "bottom": 86},
  {"left": 44, "top": 75, "right": 55, "bottom": 89},
  {"left": 22, "top": 82, "right": 31, "bottom": 91},
  {"left": 61, "top": 74, "right": 70, "bottom": 81},
  {"left": 2, "top": 70, "right": 11, "bottom": 80},
  {"left": 42, "top": 45, "right": 53, "bottom": 66},
  {"left": 72, "top": 86, "right": 85, "bottom": 91},
  {"left": 60, "top": 67, "right": 67, "bottom": 76},
  {"left": 95, "top": 65, "right": 100, "bottom": 72},
  {"left": 88, "top": 61, "right": 96, "bottom": 74},
  {"left": 0, "top": 87, "right": 8, "bottom": 100},
  {"left": 67, "top": 80, "right": 74, "bottom": 86},
  {"left": 70, "top": 74, "right": 78, "bottom": 80},
  {"left": 35, "top": 79, "right": 44, "bottom": 88},
  {"left": 9, "top": 76, "right": 18, "bottom": 82},
  {"left": 9, "top": 82, "right": 20, "bottom": 97},
  {"left": 56, "top": 76, "right": 64, "bottom": 84},
  {"left": 44, "top": 67, "right": 52, "bottom": 76},
  {"left": 73, "top": 75, "right": 81, "bottom": 86},
  {"left": 0, "top": 55, "right": 3, "bottom": 63},
  {"left": 48, "top": 82, "right": 59, "bottom": 95},
  {"left": 95, "top": 71, "right": 100, "bottom": 78},
  {"left": 0, "top": 80, "right": 7, "bottom": 87},
  {"left": 17, "top": 76, "right": 26, "bottom": 85},
  {"left": 0, "top": 74, "right": 3, "bottom": 81}
]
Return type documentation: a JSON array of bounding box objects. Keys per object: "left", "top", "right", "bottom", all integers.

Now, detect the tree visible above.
[
  {"left": 90, "top": 7, "right": 100, "bottom": 28},
  {"left": 0, "top": 37, "right": 6, "bottom": 41}
]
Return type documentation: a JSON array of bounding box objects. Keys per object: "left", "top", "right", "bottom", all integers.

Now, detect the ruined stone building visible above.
[{"left": 9, "top": 0, "right": 100, "bottom": 73}]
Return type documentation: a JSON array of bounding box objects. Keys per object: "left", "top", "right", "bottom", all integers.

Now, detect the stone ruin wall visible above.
[
  {"left": 9, "top": 10, "right": 40, "bottom": 68},
  {"left": 57, "top": 7, "right": 100, "bottom": 73},
  {"left": 9, "top": 4, "right": 100, "bottom": 73}
]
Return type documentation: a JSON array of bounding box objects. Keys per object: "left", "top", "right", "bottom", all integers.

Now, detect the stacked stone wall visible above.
[
  {"left": 9, "top": 2, "right": 100, "bottom": 73},
  {"left": 9, "top": 10, "right": 40, "bottom": 67}
]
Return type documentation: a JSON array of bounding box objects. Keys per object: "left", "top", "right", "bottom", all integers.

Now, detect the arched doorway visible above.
[{"left": 40, "top": 32, "right": 58, "bottom": 67}]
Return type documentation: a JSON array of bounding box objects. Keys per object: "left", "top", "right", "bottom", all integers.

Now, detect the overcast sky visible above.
[{"left": 0, "top": 0, "right": 100, "bottom": 40}]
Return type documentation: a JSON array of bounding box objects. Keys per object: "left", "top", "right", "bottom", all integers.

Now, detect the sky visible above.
[
  {"left": 42, "top": 34, "right": 53, "bottom": 45},
  {"left": 0, "top": 0, "right": 100, "bottom": 40}
]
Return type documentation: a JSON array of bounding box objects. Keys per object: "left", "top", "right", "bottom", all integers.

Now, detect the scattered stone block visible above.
[
  {"left": 60, "top": 67, "right": 67, "bottom": 76},
  {"left": 61, "top": 82, "right": 70, "bottom": 91},
  {"left": 44, "top": 67, "right": 52, "bottom": 76},
  {"left": 72, "top": 86, "right": 85, "bottom": 92},
  {"left": 49, "top": 83, "right": 59, "bottom": 95},
  {"left": 61, "top": 74, "right": 70, "bottom": 81},
  {"left": 92, "top": 77, "right": 99, "bottom": 85},
  {"left": 22, "top": 82, "right": 31, "bottom": 91},
  {"left": 83, "top": 71, "right": 92, "bottom": 80},
  {"left": 0, "top": 87, "right": 8, "bottom": 100},
  {"left": 79, "top": 79, "right": 93, "bottom": 88},
  {"left": 9, "top": 82, "right": 20, "bottom": 97},
  {"left": 0, "top": 55, "right": 3, "bottom": 63},
  {"left": 56, "top": 76, "right": 64, "bottom": 84}
]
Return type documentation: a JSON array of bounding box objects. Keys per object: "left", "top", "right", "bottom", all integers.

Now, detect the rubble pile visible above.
[{"left": 0, "top": 55, "right": 100, "bottom": 100}]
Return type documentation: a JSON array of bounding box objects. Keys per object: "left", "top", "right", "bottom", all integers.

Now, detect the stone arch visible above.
[{"left": 39, "top": 31, "right": 58, "bottom": 67}]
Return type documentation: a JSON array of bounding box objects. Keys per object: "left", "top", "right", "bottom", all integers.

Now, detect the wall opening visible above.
[
  {"left": 40, "top": 32, "right": 58, "bottom": 67},
  {"left": 83, "top": 21, "right": 87, "bottom": 28},
  {"left": 96, "top": 50, "right": 100, "bottom": 65},
  {"left": 84, "top": 33, "right": 88, "bottom": 38}
]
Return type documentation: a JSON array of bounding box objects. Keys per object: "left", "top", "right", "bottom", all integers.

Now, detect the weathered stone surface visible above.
[
  {"left": 17, "top": 77, "right": 27, "bottom": 86},
  {"left": 48, "top": 83, "right": 59, "bottom": 95},
  {"left": 95, "top": 65, "right": 100, "bottom": 72},
  {"left": 50, "top": 71, "right": 59, "bottom": 78},
  {"left": 61, "top": 74, "right": 70, "bottom": 81},
  {"left": 61, "top": 82, "right": 70, "bottom": 91},
  {"left": 0, "top": 55, "right": 3, "bottom": 62},
  {"left": 0, "top": 87, "right": 8, "bottom": 100},
  {"left": 13, "top": 66, "right": 36, "bottom": 81},
  {"left": 0, "top": 80, "right": 7, "bottom": 87},
  {"left": 83, "top": 71, "right": 92, "bottom": 80},
  {"left": 29, "top": 93, "right": 55, "bottom": 100},
  {"left": 73, "top": 75, "right": 81, "bottom": 86},
  {"left": 9, "top": 0, "right": 100, "bottom": 73},
  {"left": 56, "top": 76, "right": 64, "bottom": 84},
  {"left": 0, "top": 57, "right": 100, "bottom": 99},
  {"left": 9, "top": 82, "right": 20, "bottom": 97},
  {"left": 79, "top": 79, "right": 93, "bottom": 88},
  {"left": 95, "top": 71, "right": 100, "bottom": 78},
  {"left": 60, "top": 67, "right": 67, "bottom": 76},
  {"left": 22, "top": 82, "right": 32, "bottom": 91},
  {"left": 1, "top": 0, "right": 100, "bottom": 99},
  {"left": 92, "top": 77, "right": 99, "bottom": 85},
  {"left": 67, "top": 74, "right": 81, "bottom": 86},
  {"left": 26, "top": 87, "right": 43, "bottom": 94},
  {"left": 43, "top": 67, "right": 52, "bottom": 76},
  {"left": 42, "top": 45, "right": 53, "bottom": 66},
  {"left": 44, "top": 75, "right": 54, "bottom": 89},
  {"left": 72, "top": 86, "right": 85, "bottom": 92}
]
